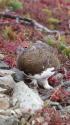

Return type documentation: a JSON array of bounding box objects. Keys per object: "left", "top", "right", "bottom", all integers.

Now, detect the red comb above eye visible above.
[{"left": 22, "top": 44, "right": 29, "bottom": 47}]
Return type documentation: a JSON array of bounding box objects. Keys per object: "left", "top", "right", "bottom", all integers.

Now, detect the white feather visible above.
[{"left": 29, "top": 67, "right": 55, "bottom": 89}]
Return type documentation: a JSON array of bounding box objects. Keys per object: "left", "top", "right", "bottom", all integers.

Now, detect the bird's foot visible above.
[
  {"left": 30, "top": 79, "right": 38, "bottom": 88},
  {"left": 44, "top": 84, "right": 53, "bottom": 90},
  {"left": 42, "top": 79, "right": 53, "bottom": 90}
]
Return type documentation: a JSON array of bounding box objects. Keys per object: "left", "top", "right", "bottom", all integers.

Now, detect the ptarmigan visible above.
[{"left": 16, "top": 41, "right": 60, "bottom": 89}]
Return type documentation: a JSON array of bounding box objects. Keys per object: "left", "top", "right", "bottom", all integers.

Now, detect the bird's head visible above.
[{"left": 16, "top": 41, "right": 34, "bottom": 54}]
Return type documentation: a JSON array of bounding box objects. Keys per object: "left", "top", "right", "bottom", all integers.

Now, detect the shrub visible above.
[
  {"left": 1, "top": 0, "right": 23, "bottom": 10},
  {"left": 3, "top": 27, "right": 17, "bottom": 41}
]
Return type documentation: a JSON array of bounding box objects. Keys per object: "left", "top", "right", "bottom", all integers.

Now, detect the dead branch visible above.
[
  {"left": 0, "top": 12, "right": 34, "bottom": 25},
  {"left": 32, "top": 19, "right": 60, "bottom": 41},
  {"left": 1, "top": 12, "right": 69, "bottom": 49},
  {"left": 0, "top": 12, "right": 60, "bottom": 40}
]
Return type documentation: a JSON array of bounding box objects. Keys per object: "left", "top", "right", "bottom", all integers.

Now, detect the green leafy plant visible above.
[
  {"left": 42, "top": 8, "right": 52, "bottom": 15},
  {"left": 48, "top": 17, "right": 59, "bottom": 24},
  {"left": 3, "top": 27, "right": 12, "bottom": 40},
  {"left": 24, "top": 13, "right": 31, "bottom": 18},
  {"left": 46, "top": 36, "right": 69, "bottom": 59},
  {"left": 45, "top": 37, "right": 56, "bottom": 46},
  {"left": 62, "top": 47, "right": 70, "bottom": 59},
  {"left": 60, "top": 36, "right": 66, "bottom": 44},
  {"left": 1, "top": 0, "right": 23, "bottom": 10},
  {"left": 57, "top": 43, "right": 65, "bottom": 53},
  {"left": 49, "top": 24, "right": 56, "bottom": 30},
  {"left": 3, "top": 27, "right": 17, "bottom": 41},
  {"left": 1, "top": 0, "right": 12, "bottom": 6},
  {"left": 12, "top": 1, "right": 23, "bottom": 10},
  {"left": 45, "top": 36, "right": 69, "bottom": 58}
]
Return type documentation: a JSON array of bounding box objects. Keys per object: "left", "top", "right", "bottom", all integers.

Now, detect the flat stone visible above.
[
  {"left": 0, "top": 109, "right": 22, "bottom": 119},
  {"left": 0, "top": 97, "right": 10, "bottom": 110},
  {"left": 0, "top": 115, "right": 19, "bottom": 125},
  {"left": 14, "top": 109, "right": 22, "bottom": 118},
  {"left": 13, "top": 81, "right": 43, "bottom": 114},
  {"left": 0, "top": 94, "right": 7, "bottom": 98},
  {"left": 0, "top": 87, "right": 7, "bottom": 93},
  {"left": 45, "top": 100, "right": 63, "bottom": 110},
  {"left": 0, "top": 109, "right": 12, "bottom": 116},
  {"left": 20, "top": 118, "right": 27, "bottom": 125},
  {"left": 0, "top": 75, "right": 15, "bottom": 95},
  {"left": 0, "top": 75, "right": 15, "bottom": 88},
  {"left": 0, "top": 61, "right": 10, "bottom": 69},
  {"left": 36, "top": 116, "right": 44, "bottom": 122},
  {"left": 0, "top": 69, "right": 15, "bottom": 77},
  {"left": 46, "top": 100, "right": 59, "bottom": 106}
]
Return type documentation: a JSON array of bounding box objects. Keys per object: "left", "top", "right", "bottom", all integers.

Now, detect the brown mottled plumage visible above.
[{"left": 16, "top": 41, "right": 60, "bottom": 89}]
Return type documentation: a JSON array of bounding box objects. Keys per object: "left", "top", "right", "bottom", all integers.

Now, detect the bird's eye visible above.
[
  {"left": 22, "top": 44, "right": 29, "bottom": 48},
  {"left": 24, "top": 46, "right": 28, "bottom": 48}
]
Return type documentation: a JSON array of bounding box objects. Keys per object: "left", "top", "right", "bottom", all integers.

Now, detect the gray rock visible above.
[
  {"left": 45, "top": 100, "right": 63, "bottom": 110},
  {"left": 0, "top": 54, "right": 4, "bottom": 60},
  {"left": 9, "top": 97, "right": 18, "bottom": 107},
  {"left": 0, "top": 97, "right": 10, "bottom": 110},
  {"left": 20, "top": 118, "right": 27, "bottom": 125},
  {"left": 0, "top": 61, "right": 10, "bottom": 69},
  {"left": 14, "top": 109, "right": 22, "bottom": 118},
  {"left": 11, "top": 68, "right": 32, "bottom": 88},
  {"left": 0, "top": 109, "right": 12, "bottom": 116},
  {"left": 66, "top": 87, "right": 70, "bottom": 93},
  {"left": 9, "top": 97, "right": 20, "bottom": 110},
  {"left": 36, "top": 116, "right": 44, "bottom": 122},
  {"left": 68, "top": 100, "right": 70, "bottom": 104},
  {"left": 0, "top": 108, "right": 22, "bottom": 118},
  {"left": 64, "top": 105, "right": 70, "bottom": 113},
  {"left": 22, "top": 113, "right": 31, "bottom": 120},
  {"left": 31, "top": 116, "right": 48, "bottom": 125},
  {"left": 13, "top": 81, "right": 43, "bottom": 114},
  {"left": 0, "top": 94, "right": 7, "bottom": 98},
  {"left": 0, "top": 87, "right": 7, "bottom": 94},
  {"left": 0, "top": 75, "right": 15, "bottom": 88},
  {"left": 0, "top": 75, "right": 15, "bottom": 95},
  {"left": 66, "top": 87, "right": 70, "bottom": 104},
  {"left": 26, "top": 123, "right": 31, "bottom": 125},
  {"left": 41, "top": 111, "right": 50, "bottom": 121},
  {"left": 0, "top": 69, "right": 15, "bottom": 77},
  {"left": 0, "top": 115, "right": 19, "bottom": 125},
  {"left": 11, "top": 68, "right": 25, "bottom": 82}
]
